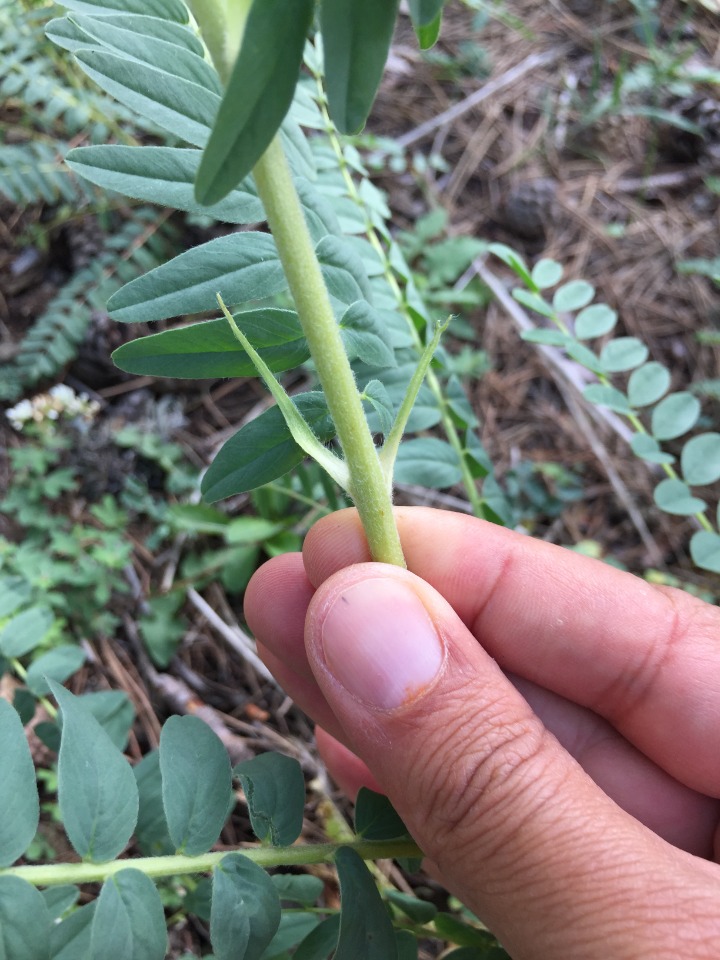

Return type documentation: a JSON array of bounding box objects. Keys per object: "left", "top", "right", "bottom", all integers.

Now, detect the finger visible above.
[
  {"left": 305, "top": 563, "right": 720, "bottom": 957},
  {"left": 303, "top": 507, "right": 720, "bottom": 795}
]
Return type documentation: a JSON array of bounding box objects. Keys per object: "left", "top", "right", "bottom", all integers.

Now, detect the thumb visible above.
[{"left": 304, "top": 563, "right": 708, "bottom": 960}]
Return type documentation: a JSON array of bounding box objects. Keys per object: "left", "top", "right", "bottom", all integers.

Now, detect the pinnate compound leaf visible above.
[
  {"left": 66, "top": 146, "right": 263, "bottom": 224},
  {"left": 627, "top": 362, "right": 671, "bottom": 407},
  {"left": 394, "top": 438, "right": 463, "bottom": 488},
  {"left": 201, "top": 393, "right": 335, "bottom": 502},
  {"left": 355, "top": 787, "right": 410, "bottom": 840},
  {"left": 322, "top": 0, "right": 401, "bottom": 134},
  {"left": 681, "top": 432, "right": 720, "bottom": 486},
  {"left": 599, "top": 337, "right": 649, "bottom": 373},
  {"left": 74, "top": 49, "right": 218, "bottom": 147},
  {"left": 0, "top": 605, "right": 53, "bottom": 657},
  {"left": 690, "top": 530, "right": 720, "bottom": 574},
  {"left": 113, "top": 311, "right": 308, "bottom": 379},
  {"left": 574, "top": 303, "right": 617, "bottom": 339},
  {"left": 107, "top": 233, "right": 286, "bottom": 324},
  {"left": 50, "top": 680, "right": 138, "bottom": 862},
  {"left": 582, "top": 384, "right": 632, "bottom": 415},
  {"left": 530, "top": 258, "right": 563, "bottom": 289},
  {"left": 630, "top": 433, "right": 675, "bottom": 465},
  {"left": 334, "top": 846, "right": 398, "bottom": 959},
  {"left": 651, "top": 392, "right": 701, "bottom": 441},
  {"left": 25, "top": 644, "right": 86, "bottom": 696},
  {"left": 211, "top": 854, "right": 281, "bottom": 960},
  {"left": 0, "top": 877, "right": 50, "bottom": 960},
  {"left": 234, "top": 752, "right": 305, "bottom": 846},
  {"left": 340, "top": 300, "right": 396, "bottom": 367},
  {"left": 653, "top": 479, "right": 706, "bottom": 516},
  {"left": 293, "top": 913, "right": 341, "bottom": 960},
  {"left": 552, "top": 280, "right": 595, "bottom": 313},
  {"left": 59, "top": 0, "right": 188, "bottom": 20},
  {"left": 89, "top": 870, "right": 167, "bottom": 960},
  {"left": 0, "top": 700, "right": 39, "bottom": 868},
  {"left": 195, "top": 0, "right": 314, "bottom": 204},
  {"left": 160, "top": 715, "right": 232, "bottom": 856}
]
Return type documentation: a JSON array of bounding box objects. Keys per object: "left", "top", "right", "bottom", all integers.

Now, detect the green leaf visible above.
[
  {"left": 59, "top": 0, "right": 188, "bottom": 20},
  {"left": 530, "top": 258, "right": 563, "bottom": 289},
  {"left": 0, "top": 577, "right": 32, "bottom": 619},
  {"left": 521, "top": 328, "right": 570, "bottom": 346},
  {"left": 599, "top": 337, "right": 649, "bottom": 373},
  {"left": 202, "top": 393, "right": 335, "bottom": 502},
  {"left": 293, "top": 914, "right": 341, "bottom": 960},
  {"left": 566, "top": 340, "right": 605, "bottom": 375},
  {"left": 160, "top": 715, "right": 232, "bottom": 856},
  {"left": 89, "top": 869, "right": 167, "bottom": 960},
  {"left": 334, "top": 847, "right": 398, "bottom": 959},
  {"left": 0, "top": 605, "right": 53, "bottom": 657},
  {"left": 211, "top": 854, "right": 281, "bottom": 960},
  {"left": 259, "top": 912, "right": 321, "bottom": 959},
  {"left": 0, "top": 700, "right": 39, "bottom": 868},
  {"left": 488, "top": 243, "right": 534, "bottom": 288},
  {"left": 446, "top": 374, "right": 479, "bottom": 428},
  {"left": 630, "top": 433, "right": 675, "bottom": 465},
  {"left": 195, "top": 0, "right": 314, "bottom": 204},
  {"left": 73, "top": 49, "right": 218, "bottom": 147},
  {"left": 413, "top": 9, "right": 442, "bottom": 49},
  {"left": 386, "top": 889, "right": 437, "bottom": 923},
  {"left": 67, "top": 146, "right": 263, "bottom": 224},
  {"left": 582, "top": 383, "right": 633, "bottom": 415},
  {"left": 362, "top": 380, "right": 395, "bottom": 438},
  {"left": 395, "top": 930, "right": 419, "bottom": 960},
  {"left": 574, "top": 303, "right": 617, "bottom": 339},
  {"left": 340, "top": 301, "right": 395, "bottom": 368},
  {"left": 355, "top": 787, "right": 410, "bottom": 840},
  {"left": 321, "top": 0, "right": 400, "bottom": 133},
  {"left": 134, "top": 751, "right": 174, "bottom": 857},
  {"left": 234, "top": 752, "right": 305, "bottom": 846},
  {"left": 112, "top": 311, "right": 308, "bottom": 379},
  {"left": 0, "top": 877, "right": 51, "bottom": 960},
  {"left": 271, "top": 874, "right": 324, "bottom": 907},
  {"left": 653, "top": 479, "right": 706, "bottom": 516},
  {"left": 512, "top": 289, "right": 553, "bottom": 318},
  {"left": 50, "top": 903, "right": 96, "bottom": 960},
  {"left": 13, "top": 689, "right": 36, "bottom": 727},
  {"left": 408, "top": 0, "right": 445, "bottom": 25},
  {"left": 41, "top": 885, "right": 80, "bottom": 921},
  {"left": 107, "top": 233, "right": 286, "bottom": 323},
  {"left": 690, "top": 530, "right": 720, "bottom": 574},
  {"left": 48, "top": 12, "right": 204, "bottom": 55},
  {"left": 394, "top": 438, "right": 463, "bottom": 488},
  {"left": 25, "top": 645, "right": 86, "bottom": 697},
  {"left": 552, "top": 280, "right": 595, "bottom": 313},
  {"left": 651, "top": 392, "right": 701, "bottom": 441},
  {"left": 50, "top": 681, "right": 139, "bottom": 863},
  {"left": 316, "top": 235, "right": 373, "bottom": 305},
  {"left": 433, "top": 914, "right": 494, "bottom": 949},
  {"left": 682, "top": 432, "right": 720, "bottom": 486},
  {"left": 76, "top": 690, "right": 135, "bottom": 751},
  {"left": 627, "top": 362, "right": 671, "bottom": 407}
]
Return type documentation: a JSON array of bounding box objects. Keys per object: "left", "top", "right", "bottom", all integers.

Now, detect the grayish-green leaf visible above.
[
  {"left": 386, "top": 889, "right": 437, "bottom": 923},
  {"left": 362, "top": 380, "right": 395, "bottom": 438},
  {"left": 340, "top": 301, "right": 395, "bottom": 368},
  {"left": 681, "top": 432, "right": 720, "bottom": 486},
  {"left": 89, "top": 869, "right": 167, "bottom": 960},
  {"left": 202, "top": 393, "right": 335, "bottom": 501},
  {"left": 41, "top": 886, "right": 79, "bottom": 921},
  {"left": 530, "top": 258, "right": 563, "bottom": 289},
  {"left": 51, "top": 681, "right": 138, "bottom": 862},
  {"left": 234, "top": 752, "right": 305, "bottom": 847},
  {"left": 582, "top": 383, "right": 632, "bottom": 415},
  {"left": 690, "top": 530, "right": 720, "bottom": 574},
  {"left": 651, "top": 392, "right": 701, "bottom": 441},
  {"left": 211, "top": 854, "right": 281, "bottom": 960},
  {"left": 48, "top": 12, "right": 204, "bottom": 55},
  {"left": 0, "top": 605, "right": 53, "bottom": 657},
  {"left": 195, "top": 0, "right": 314, "bottom": 204},
  {"left": 66, "top": 146, "right": 263, "bottom": 223},
  {"left": 334, "top": 847, "right": 398, "bottom": 959},
  {"left": 0, "top": 577, "right": 32, "bottom": 620},
  {"left": 76, "top": 691, "right": 135, "bottom": 751},
  {"left": 258, "top": 912, "right": 321, "bottom": 959},
  {"left": 599, "top": 337, "right": 649, "bottom": 373},
  {"left": 25, "top": 645, "right": 86, "bottom": 697},
  {"left": 316, "top": 235, "right": 373, "bottom": 305},
  {"left": 355, "top": 788, "right": 409, "bottom": 841},
  {"left": 160, "top": 715, "right": 232, "bottom": 856},
  {"left": 566, "top": 340, "right": 605, "bottom": 374},
  {"left": 446, "top": 374, "right": 479, "bottom": 428},
  {"left": 512, "top": 289, "right": 554, "bottom": 318},
  {"left": 630, "top": 433, "right": 675, "bottom": 464},
  {"left": 107, "top": 233, "right": 286, "bottom": 323},
  {"left": 134, "top": 751, "right": 174, "bottom": 856},
  {"left": 0, "top": 699, "right": 39, "bottom": 868},
  {"left": 321, "top": 0, "right": 401, "bottom": 133},
  {"left": 552, "top": 280, "right": 595, "bottom": 313},
  {"left": 520, "top": 328, "right": 570, "bottom": 346},
  {"left": 408, "top": 0, "right": 445, "bottom": 26},
  {"left": 574, "top": 303, "right": 617, "bottom": 339},
  {"left": 293, "top": 913, "right": 341, "bottom": 960},
  {"left": 489, "top": 243, "right": 534, "bottom": 287},
  {"left": 58, "top": 0, "right": 188, "bottom": 20},
  {"left": 113, "top": 311, "right": 308, "bottom": 379},
  {"left": 0, "top": 877, "right": 51, "bottom": 960},
  {"left": 627, "top": 362, "right": 671, "bottom": 407},
  {"left": 74, "top": 49, "right": 218, "bottom": 147},
  {"left": 50, "top": 903, "right": 96, "bottom": 960},
  {"left": 271, "top": 874, "right": 324, "bottom": 907},
  {"left": 394, "top": 438, "right": 462, "bottom": 489},
  {"left": 653, "top": 479, "right": 706, "bottom": 516}
]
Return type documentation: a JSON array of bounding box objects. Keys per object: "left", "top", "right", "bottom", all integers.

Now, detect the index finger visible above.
[{"left": 303, "top": 506, "right": 720, "bottom": 797}]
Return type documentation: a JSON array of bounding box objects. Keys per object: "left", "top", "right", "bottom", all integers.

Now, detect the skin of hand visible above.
[{"left": 244, "top": 507, "right": 720, "bottom": 960}]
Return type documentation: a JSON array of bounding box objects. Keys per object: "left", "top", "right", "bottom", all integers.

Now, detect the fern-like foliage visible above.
[
  {"left": 1, "top": 210, "right": 180, "bottom": 402},
  {"left": 0, "top": 140, "right": 96, "bottom": 205}
]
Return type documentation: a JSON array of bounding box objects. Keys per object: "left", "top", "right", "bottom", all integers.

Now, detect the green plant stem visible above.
[
  {"left": 252, "top": 137, "right": 405, "bottom": 566},
  {"left": 1, "top": 838, "right": 421, "bottom": 888}
]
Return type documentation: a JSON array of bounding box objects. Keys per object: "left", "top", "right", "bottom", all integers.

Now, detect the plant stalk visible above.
[{"left": 2, "top": 838, "right": 421, "bottom": 887}]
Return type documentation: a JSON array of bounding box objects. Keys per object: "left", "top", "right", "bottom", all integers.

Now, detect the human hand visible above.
[{"left": 245, "top": 507, "right": 720, "bottom": 959}]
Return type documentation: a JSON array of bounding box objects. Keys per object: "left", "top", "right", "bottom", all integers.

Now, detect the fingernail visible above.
[{"left": 320, "top": 578, "right": 444, "bottom": 710}]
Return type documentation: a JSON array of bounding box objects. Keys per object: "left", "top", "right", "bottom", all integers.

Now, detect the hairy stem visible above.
[{"left": 2, "top": 838, "right": 421, "bottom": 887}]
